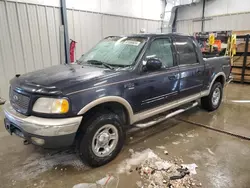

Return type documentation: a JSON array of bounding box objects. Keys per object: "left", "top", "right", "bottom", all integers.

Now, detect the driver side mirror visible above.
[{"left": 145, "top": 58, "right": 162, "bottom": 71}]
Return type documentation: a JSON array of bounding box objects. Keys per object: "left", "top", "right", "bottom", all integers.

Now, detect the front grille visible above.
[{"left": 10, "top": 89, "right": 30, "bottom": 114}]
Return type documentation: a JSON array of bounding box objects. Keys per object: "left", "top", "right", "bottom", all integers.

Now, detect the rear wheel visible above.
[
  {"left": 201, "top": 82, "right": 223, "bottom": 111},
  {"left": 76, "top": 112, "right": 125, "bottom": 167}
]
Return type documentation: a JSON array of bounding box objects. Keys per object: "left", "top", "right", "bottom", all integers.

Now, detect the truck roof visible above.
[{"left": 125, "top": 33, "right": 192, "bottom": 38}]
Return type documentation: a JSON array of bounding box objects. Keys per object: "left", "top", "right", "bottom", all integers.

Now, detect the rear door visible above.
[{"left": 174, "top": 37, "right": 205, "bottom": 98}]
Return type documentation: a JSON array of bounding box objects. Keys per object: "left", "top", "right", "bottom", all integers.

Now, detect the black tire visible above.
[
  {"left": 76, "top": 112, "right": 125, "bottom": 167},
  {"left": 201, "top": 82, "right": 223, "bottom": 111}
]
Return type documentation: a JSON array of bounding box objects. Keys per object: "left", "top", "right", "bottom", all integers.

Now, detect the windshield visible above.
[{"left": 78, "top": 36, "right": 147, "bottom": 67}]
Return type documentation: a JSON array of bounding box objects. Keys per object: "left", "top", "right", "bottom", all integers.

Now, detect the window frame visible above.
[
  {"left": 174, "top": 36, "right": 200, "bottom": 67},
  {"left": 141, "top": 37, "right": 177, "bottom": 70}
]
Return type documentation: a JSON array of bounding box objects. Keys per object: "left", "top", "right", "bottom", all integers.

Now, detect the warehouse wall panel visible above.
[
  {"left": 6, "top": 0, "right": 163, "bottom": 20},
  {"left": 176, "top": 0, "right": 250, "bottom": 34},
  {"left": 36, "top": 6, "right": 53, "bottom": 67},
  {"left": 16, "top": 3, "right": 35, "bottom": 72},
  {"left": 46, "top": 6, "right": 60, "bottom": 66},
  {"left": 6, "top": 2, "right": 26, "bottom": 74},
  {"left": 0, "top": 1, "right": 19, "bottom": 98},
  {"left": 203, "top": 13, "right": 250, "bottom": 32},
  {"left": 0, "top": 0, "right": 161, "bottom": 99},
  {"left": 177, "top": 3, "right": 203, "bottom": 20},
  {"left": 205, "top": 0, "right": 250, "bottom": 17},
  {"left": 67, "top": 9, "right": 161, "bottom": 59},
  {"left": 68, "top": 11, "right": 103, "bottom": 59},
  {"left": 0, "top": 1, "right": 61, "bottom": 99},
  {"left": 26, "top": 4, "right": 45, "bottom": 70}
]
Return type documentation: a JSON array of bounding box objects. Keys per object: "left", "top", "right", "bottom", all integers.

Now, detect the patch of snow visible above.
[
  {"left": 154, "top": 161, "right": 172, "bottom": 170},
  {"left": 189, "top": 151, "right": 202, "bottom": 161},
  {"left": 206, "top": 148, "right": 215, "bottom": 155},
  {"left": 118, "top": 149, "right": 198, "bottom": 187},
  {"left": 175, "top": 133, "right": 184, "bottom": 137},
  {"left": 181, "top": 163, "right": 198, "bottom": 175},
  {"left": 73, "top": 175, "right": 115, "bottom": 188},
  {"left": 189, "top": 150, "right": 217, "bottom": 167},
  {"left": 186, "top": 131, "right": 199, "bottom": 138},
  {"left": 10, "top": 150, "right": 87, "bottom": 180},
  {"left": 117, "top": 149, "right": 158, "bottom": 174},
  {"left": 172, "top": 141, "right": 181, "bottom": 145},
  {"left": 96, "top": 176, "right": 114, "bottom": 185},
  {"left": 128, "top": 149, "right": 134, "bottom": 153},
  {"left": 72, "top": 183, "right": 96, "bottom": 188},
  {"left": 156, "top": 145, "right": 166, "bottom": 150},
  {"left": 136, "top": 181, "right": 142, "bottom": 187},
  {"left": 182, "top": 139, "right": 190, "bottom": 144}
]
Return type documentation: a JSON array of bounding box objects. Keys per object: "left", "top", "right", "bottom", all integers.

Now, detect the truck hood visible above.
[{"left": 11, "top": 64, "right": 123, "bottom": 95}]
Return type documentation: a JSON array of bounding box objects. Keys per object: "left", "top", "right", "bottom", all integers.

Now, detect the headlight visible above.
[{"left": 33, "top": 98, "right": 69, "bottom": 114}]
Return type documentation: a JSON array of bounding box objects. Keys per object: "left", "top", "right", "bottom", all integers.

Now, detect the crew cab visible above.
[{"left": 3, "top": 33, "right": 231, "bottom": 167}]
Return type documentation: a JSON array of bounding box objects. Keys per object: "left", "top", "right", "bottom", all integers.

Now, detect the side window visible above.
[
  {"left": 145, "top": 38, "right": 174, "bottom": 68},
  {"left": 175, "top": 37, "right": 198, "bottom": 65}
]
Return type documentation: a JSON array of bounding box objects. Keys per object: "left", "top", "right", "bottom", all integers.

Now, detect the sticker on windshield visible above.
[{"left": 123, "top": 40, "right": 141, "bottom": 46}]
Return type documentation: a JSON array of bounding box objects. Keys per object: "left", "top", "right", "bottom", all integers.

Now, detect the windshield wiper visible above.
[{"left": 86, "top": 60, "right": 114, "bottom": 70}]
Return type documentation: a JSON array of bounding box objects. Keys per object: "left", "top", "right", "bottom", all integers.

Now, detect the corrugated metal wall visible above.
[
  {"left": 176, "top": 0, "right": 250, "bottom": 34},
  {"left": 176, "top": 12, "right": 250, "bottom": 34},
  {"left": 0, "top": 1, "right": 61, "bottom": 99},
  {"left": 0, "top": 0, "right": 161, "bottom": 99},
  {"left": 176, "top": 19, "right": 201, "bottom": 35},
  {"left": 67, "top": 9, "right": 161, "bottom": 59},
  {"left": 204, "top": 13, "right": 250, "bottom": 31}
]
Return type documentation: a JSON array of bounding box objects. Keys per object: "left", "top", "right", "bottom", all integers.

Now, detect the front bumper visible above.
[{"left": 3, "top": 101, "right": 82, "bottom": 148}]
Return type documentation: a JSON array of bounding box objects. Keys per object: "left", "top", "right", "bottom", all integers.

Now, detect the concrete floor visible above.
[{"left": 1, "top": 83, "right": 250, "bottom": 188}]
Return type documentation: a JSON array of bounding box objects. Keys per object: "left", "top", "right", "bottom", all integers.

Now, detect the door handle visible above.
[
  {"left": 168, "top": 74, "right": 178, "bottom": 80},
  {"left": 196, "top": 70, "right": 202, "bottom": 75}
]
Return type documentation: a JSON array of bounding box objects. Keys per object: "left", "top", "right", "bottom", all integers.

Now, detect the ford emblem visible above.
[{"left": 13, "top": 95, "right": 18, "bottom": 101}]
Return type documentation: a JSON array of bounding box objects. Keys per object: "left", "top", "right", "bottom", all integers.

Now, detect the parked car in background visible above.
[{"left": 4, "top": 33, "right": 231, "bottom": 167}]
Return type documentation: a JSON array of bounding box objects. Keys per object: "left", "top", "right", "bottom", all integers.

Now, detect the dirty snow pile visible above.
[{"left": 118, "top": 149, "right": 200, "bottom": 188}]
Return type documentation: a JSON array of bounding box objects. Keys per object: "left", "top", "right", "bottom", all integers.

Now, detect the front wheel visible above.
[
  {"left": 201, "top": 82, "right": 223, "bottom": 111},
  {"left": 76, "top": 113, "right": 125, "bottom": 167}
]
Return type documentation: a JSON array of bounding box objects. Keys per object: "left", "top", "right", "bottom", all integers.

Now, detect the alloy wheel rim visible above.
[
  {"left": 212, "top": 87, "right": 221, "bottom": 106},
  {"left": 92, "top": 124, "right": 119, "bottom": 157}
]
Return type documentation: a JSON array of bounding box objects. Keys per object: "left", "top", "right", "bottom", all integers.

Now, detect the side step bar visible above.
[{"left": 135, "top": 101, "right": 198, "bottom": 128}]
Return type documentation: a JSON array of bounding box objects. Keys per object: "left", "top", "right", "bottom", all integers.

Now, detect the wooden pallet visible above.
[
  {"left": 232, "top": 68, "right": 250, "bottom": 75},
  {"left": 232, "top": 74, "right": 250, "bottom": 83},
  {"left": 233, "top": 30, "right": 250, "bottom": 35},
  {"left": 236, "top": 43, "right": 250, "bottom": 52},
  {"left": 232, "top": 56, "right": 250, "bottom": 67},
  {"left": 231, "top": 32, "right": 250, "bottom": 83}
]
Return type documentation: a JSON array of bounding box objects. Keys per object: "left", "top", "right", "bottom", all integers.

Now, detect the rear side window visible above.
[{"left": 175, "top": 37, "right": 198, "bottom": 65}]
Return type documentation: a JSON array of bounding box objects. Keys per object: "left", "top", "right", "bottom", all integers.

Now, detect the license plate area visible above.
[{"left": 4, "top": 119, "right": 25, "bottom": 138}]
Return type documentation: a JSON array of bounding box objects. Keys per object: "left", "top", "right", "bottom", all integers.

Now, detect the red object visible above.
[
  {"left": 104, "top": 175, "right": 112, "bottom": 185},
  {"left": 70, "top": 40, "right": 76, "bottom": 63}
]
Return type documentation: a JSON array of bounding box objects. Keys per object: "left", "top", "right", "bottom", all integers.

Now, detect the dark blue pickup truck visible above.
[{"left": 4, "top": 33, "right": 231, "bottom": 167}]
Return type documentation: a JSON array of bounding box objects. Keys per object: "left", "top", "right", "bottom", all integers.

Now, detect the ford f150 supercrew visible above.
[{"left": 3, "top": 33, "right": 231, "bottom": 167}]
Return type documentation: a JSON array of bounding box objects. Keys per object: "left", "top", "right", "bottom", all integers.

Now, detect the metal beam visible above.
[
  {"left": 201, "top": 0, "right": 206, "bottom": 32},
  {"left": 241, "top": 34, "right": 249, "bottom": 83},
  {"left": 161, "top": 0, "right": 167, "bottom": 33},
  {"left": 60, "top": 0, "right": 70, "bottom": 64}
]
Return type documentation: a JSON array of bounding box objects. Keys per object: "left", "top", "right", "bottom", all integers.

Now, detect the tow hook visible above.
[{"left": 23, "top": 139, "right": 30, "bottom": 145}]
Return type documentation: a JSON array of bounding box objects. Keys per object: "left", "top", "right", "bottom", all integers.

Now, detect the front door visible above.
[
  {"left": 174, "top": 37, "right": 205, "bottom": 98},
  {"left": 126, "top": 37, "right": 180, "bottom": 113}
]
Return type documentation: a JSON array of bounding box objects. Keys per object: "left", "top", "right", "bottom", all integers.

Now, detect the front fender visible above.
[
  {"left": 77, "top": 96, "right": 134, "bottom": 122},
  {"left": 67, "top": 83, "right": 134, "bottom": 124}
]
